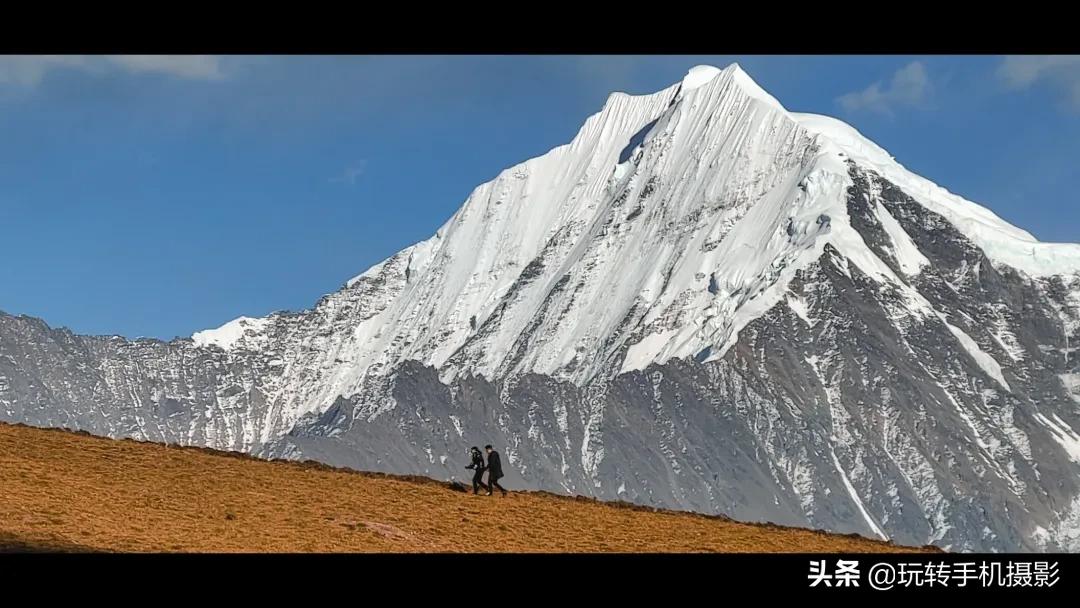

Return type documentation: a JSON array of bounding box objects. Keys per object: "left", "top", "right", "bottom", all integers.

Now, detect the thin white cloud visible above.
[
  {"left": 105, "top": 55, "right": 224, "bottom": 80},
  {"left": 998, "top": 55, "right": 1080, "bottom": 111},
  {"left": 330, "top": 161, "right": 368, "bottom": 185},
  {"left": 837, "top": 61, "right": 932, "bottom": 115},
  {"left": 0, "top": 55, "right": 90, "bottom": 88},
  {"left": 0, "top": 55, "right": 226, "bottom": 90}
]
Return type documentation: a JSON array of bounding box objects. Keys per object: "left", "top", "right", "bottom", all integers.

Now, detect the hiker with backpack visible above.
[
  {"left": 484, "top": 445, "right": 508, "bottom": 496},
  {"left": 465, "top": 446, "right": 490, "bottom": 495}
]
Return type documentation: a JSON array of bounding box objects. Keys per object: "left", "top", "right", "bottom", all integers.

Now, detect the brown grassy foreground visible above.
[{"left": 0, "top": 422, "right": 937, "bottom": 553}]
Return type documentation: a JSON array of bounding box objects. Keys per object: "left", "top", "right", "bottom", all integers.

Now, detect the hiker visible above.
[
  {"left": 484, "top": 445, "right": 508, "bottom": 496},
  {"left": 464, "top": 446, "right": 489, "bottom": 495}
]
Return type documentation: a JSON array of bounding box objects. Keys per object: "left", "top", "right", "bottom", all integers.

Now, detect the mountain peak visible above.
[
  {"left": 677, "top": 63, "right": 786, "bottom": 113},
  {"left": 681, "top": 65, "right": 724, "bottom": 90}
]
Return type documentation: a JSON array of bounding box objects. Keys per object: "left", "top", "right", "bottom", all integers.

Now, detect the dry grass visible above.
[{"left": 0, "top": 422, "right": 938, "bottom": 553}]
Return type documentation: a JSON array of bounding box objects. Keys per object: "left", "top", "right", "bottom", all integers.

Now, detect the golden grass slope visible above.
[{"left": 0, "top": 422, "right": 937, "bottom": 553}]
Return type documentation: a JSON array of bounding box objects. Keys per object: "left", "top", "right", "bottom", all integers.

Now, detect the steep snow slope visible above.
[
  {"left": 194, "top": 64, "right": 1079, "bottom": 408},
  {"left": 794, "top": 113, "right": 1080, "bottom": 277},
  {"left": 189, "top": 63, "right": 830, "bottom": 408}
]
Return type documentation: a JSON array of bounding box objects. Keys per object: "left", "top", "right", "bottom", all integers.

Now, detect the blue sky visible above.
[{"left": 2, "top": 55, "right": 1079, "bottom": 340}]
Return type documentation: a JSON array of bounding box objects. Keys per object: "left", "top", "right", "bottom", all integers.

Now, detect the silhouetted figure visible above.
[
  {"left": 484, "top": 445, "right": 507, "bottom": 496},
  {"left": 465, "top": 446, "right": 489, "bottom": 495}
]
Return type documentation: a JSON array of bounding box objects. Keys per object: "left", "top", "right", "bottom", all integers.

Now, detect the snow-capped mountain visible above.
[{"left": 3, "top": 64, "right": 1080, "bottom": 552}]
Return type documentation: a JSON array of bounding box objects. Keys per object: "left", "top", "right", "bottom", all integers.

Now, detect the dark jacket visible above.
[
  {"left": 466, "top": 450, "right": 486, "bottom": 471},
  {"left": 486, "top": 450, "right": 504, "bottom": 479}
]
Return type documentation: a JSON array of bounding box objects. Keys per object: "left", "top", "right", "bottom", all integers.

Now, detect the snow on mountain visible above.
[
  {"left": 681, "top": 64, "right": 722, "bottom": 91},
  {"left": 794, "top": 112, "right": 1080, "bottom": 277},
  {"left": 192, "top": 316, "right": 270, "bottom": 350},
  {"left": 193, "top": 63, "right": 1079, "bottom": 388}
]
